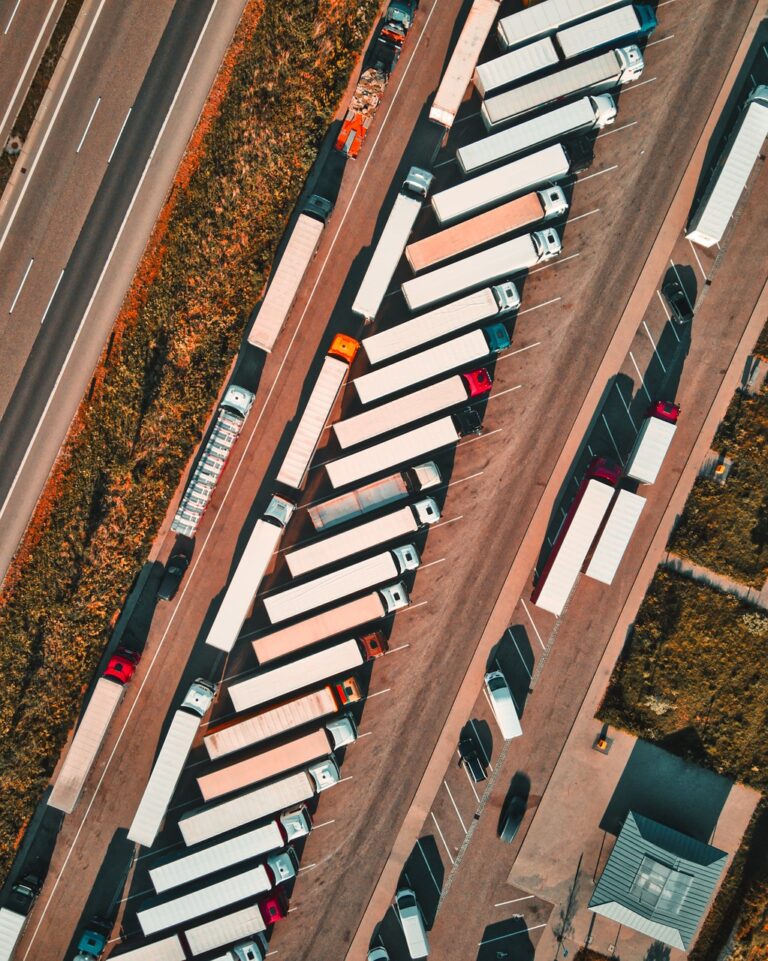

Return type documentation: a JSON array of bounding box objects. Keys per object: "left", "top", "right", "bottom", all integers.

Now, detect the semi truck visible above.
[
  {"left": 555, "top": 4, "right": 656, "bottom": 59},
  {"left": 0, "top": 876, "right": 40, "bottom": 961},
  {"left": 326, "top": 412, "right": 481, "bottom": 490},
  {"left": 482, "top": 46, "right": 643, "bottom": 130},
  {"left": 204, "top": 681, "right": 360, "bottom": 758},
  {"left": 497, "top": 0, "right": 628, "bottom": 50},
  {"left": 184, "top": 904, "right": 270, "bottom": 958},
  {"left": 110, "top": 935, "right": 185, "bottom": 960},
  {"left": 128, "top": 680, "right": 216, "bottom": 849},
  {"left": 197, "top": 721, "right": 357, "bottom": 802},
  {"left": 308, "top": 462, "right": 441, "bottom": 530},
  {"left": 687, "top": 85, "right": 768, "bottom": 247},
  {"left": 407, "top": 189, "right": 567, "bottom": 272},
  {"left": 171, "top": 386, "right": 256, "bottom": 538},
  {"left": 228, "top": 638, "right": 386, "bottom": 714},
  {"left": 457, "top": 94, "right": 616, "bottom": 174},
  {"left": 402, "top": 230, "right": 561, "bottom": 312},
  {"left": 625, "top": 401, "right": 680, "bottom": 484},
  {"left": 335, "top": 371, "right": 491, "bottom": 449},
  {"left": 362, "top": 283, "right": 518, "bottom": 365},
  {"left": 248, "top": 195, "right": 332, "bottom": 353},
  {"left": 475, "top": 37, "right": 560, "bottom": 98},
  {"left": 205, "top": 495, "right": 295, "bottom": 653},
  {"left": 49, "top": 647, "right": 141, "bottom": 814},
  {"left": 179, "top": 763, "right": 340, "bottom": 846},
  {"left": 263, "top": 546, "right": 419, "bottom": 624},
  {"left": 428, "top": 0, "right": 500, "bottom": 129},
  {"left": 431, "top": 143, "right": 570, "bottom": 223},
  {"left": 532, "top": 458, "right": 621, "bottom": 616},
  {"left": 286, "top": 501, "right": 440, "bottom": 577},
  {"left": 137, "top": 855, "right": 296, "bottom": 936},
  {"left": 351, "top": 166, "right": 434, "bottom": 323},
  {"left": 72, "top": 918, "right": 111, "bottom": 961},
  {"left": 585, "top": 489, "right": 646, "bottom": 585},
  {"left": 253, "top": 590, "right": 406, "bottom": 666},
  {"left": 276, "top": 334, "right": 360, "bottom": 491},
  {"left": 149, "top": 809, "right": 310, "bottom": 892},
  {"left": 354, "top": 326, "right": 509, "bottom": 405}
]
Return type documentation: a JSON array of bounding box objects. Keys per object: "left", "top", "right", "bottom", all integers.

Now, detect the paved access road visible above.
[
  {"left": 16, "top": 0, "right": 765, "bottom": 958},
  {"left": 0, "top": 0, "right": 66, "bottom": 152},
  {"left": 0, "top": 0, "right": 249, "bottom": 583}
]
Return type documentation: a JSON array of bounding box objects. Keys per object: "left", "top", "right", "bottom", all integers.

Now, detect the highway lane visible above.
[
  {"left": 0, "top": 0, "right": 250, "bottom": 583},
  {"left": 0, "top": 0, "right": 66, "bottom": 152}
]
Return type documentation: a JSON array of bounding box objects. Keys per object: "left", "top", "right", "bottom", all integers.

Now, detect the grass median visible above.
[{"left": 0, "top": 0, "right": 379, "bottom": 881}]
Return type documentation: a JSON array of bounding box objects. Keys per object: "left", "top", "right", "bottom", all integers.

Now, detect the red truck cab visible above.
[
  {"left": 587, "top": 457, "right": 622, "bottom": 486},
  {"left": 335, "top": 677, "right": 362, "bottom": 705},
  {"left": 259, "top": 890, "right": 288, "bottom": 925},
  {"left": 462, "top": 368, "right": 492, "bottom": 398},
  {"left": 650, "top": 399, "right": 680, "bottom": 424},
  {"left": 103, "top": 648, "right": 141, "bottom": 685}
]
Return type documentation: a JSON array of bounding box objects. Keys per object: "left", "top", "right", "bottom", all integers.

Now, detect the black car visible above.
[
  {"left": 499, "top": 794, "right": 527, "bottom": 843},
  {"left": 662, "top": 279, "right": 693, "bottom": 325},
  {"left": 459, "top": 734, "right": 487, "bottom": 783},
  {"left": 157, "top": 553, "right": 189, "bottom": 601}
]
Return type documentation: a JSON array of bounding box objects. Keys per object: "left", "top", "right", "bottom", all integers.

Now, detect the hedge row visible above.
[
  {"left": 0, "top": 0, "right": 379, "bottom": 881},
  {"left": 668, "top": 382, "right": 768, "bottom": 588}
]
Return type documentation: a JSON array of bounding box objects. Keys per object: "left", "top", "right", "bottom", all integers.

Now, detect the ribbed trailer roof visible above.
[
  {"left": 556, "top": 5, "right": 644, "bottom": 59},
  {"left": 184, "top": 904, "right": 266, "bottom": 955},
  {"left": 109, "top": 935, "right": 186, "bottom": 961},
  {"left": 475, "top": 37, "right": 559, "bottom": 98},
  {"left": 497, "top": 0, "right": 625, "bottom": 49},
  {"left": 687, "top": 86, "right": 768, "bottom": 247},
  {"left": 585, "top": 490, "right": 645, "bottom": 584},
  {"left": 626, "top": 416, "right": 676, "bottom": 484}
]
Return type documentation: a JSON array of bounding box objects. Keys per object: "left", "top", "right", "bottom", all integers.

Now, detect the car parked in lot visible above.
[
  {"left": 458, "top": 733, "right": 487, "bottom": 783},
  {"left": 499, "top": 793, "right": 527, "bottom": 843},
  {"left": 662, "top": 278, "right": 693, "bottom": 324},
  {"left": 157, "top": 553, "right": 189, "bottom": 601}
]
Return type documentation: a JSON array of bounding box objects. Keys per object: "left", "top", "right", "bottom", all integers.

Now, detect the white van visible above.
[
  {"left": 484, "top": 671, "right": 523, "bottom": 740},
  {"left": 395, "top": 888, "right": 430, "bottom": 958}
]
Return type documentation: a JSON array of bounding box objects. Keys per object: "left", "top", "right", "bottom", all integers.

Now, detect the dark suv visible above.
[
  {"left": 662, "top": 279, "right": 693, "bottom": 324},
  {"left": 459, "top": 734, "right": 487, "bottom": 783}
]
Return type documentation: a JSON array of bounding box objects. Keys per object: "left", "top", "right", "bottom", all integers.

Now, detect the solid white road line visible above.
[
  {"left": 8, "top": 257, "right": 33, "bottom": 313},
  {"left": 518, "top": 296, "right": 560, "bottom": 315},
  {"left": 430, "top": 812, "right": 455, "bottom": 865},
  {"left": 623, "top": 76, "right": 657, "bottom": 93},
  {"left": 313, "top": 819, "right": 335, "bottom": 830},
  {"left": 433, "top": 515, "right": 463, "bottom": 530},
  {"left": 646, "top": 33, "right": 675, "bottom": 47},
  {"left": 567, "top": 207, "right": 600, "bottom": 224},
  {"left": 495, "top": 895, "right": 535, "bottom": 907},
  {"left": 443, "top": 779, "right": 468, "bottom": 834},
  {"left": 530, "top": 251, "right": 580, "bottom": 274},
  {"left": 0, "top": 0, "right": 110, "bottom": 254},
  {"left": 420, "top": 557, "right": 446, "bottom": 570},
  {"left": 597, "top": 119, "right": 638, "bottom": 139},
  {"left": 447, "top": 470, "right": 483, "bottom": 487},
  {"left": 642, "top": 319, "right": 667, "bottom": 372},
  {"left": 3, "top": 0, "right": 22, "bottom": 33},
  {"left": 399, "top": 600, "right": 428, "bottom": 615},
  {"left": 628, "top": 350, "right": 652, "bottom": 401},
  {"left": 460, "top": 426, "right": 502, "bottom": 446},
  {"left": 76, "top": 96, "right": 101, "bottom": 153},
  {"left": 385, "top": 643, "right": 410, "bottom": 655},
  {"left": 577, "top": 163, "right": 618, "bottom": 183},
  {"left": 40, "top": 267, "right": 64, "bottom": 324},
  {"left": 519, "top": 599, "right": 545, "bottom": 651},
  {"left": 365, "top": 688, "right": 391, "bottom": 699},
  {"left": 0, "top": 0, "right": 60, "bottom": 132},
  {"left": 497, "top": 343, "right": 541, "bottom": 364},
  {"left": 108, "top": 107, "right": 132, "bottom": 163}
]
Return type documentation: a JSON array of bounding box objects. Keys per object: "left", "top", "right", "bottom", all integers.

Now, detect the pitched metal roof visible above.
[{"left": 589, "top": 811, "right": 727, "bottom": 949}]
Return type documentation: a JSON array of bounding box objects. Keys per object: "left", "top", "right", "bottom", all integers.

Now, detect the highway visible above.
[
  {"left": 10, "top": 0, "right": 768, "bottom": 958},
  {"left": 0, "top": 0, "right": 250, "bottom": 584},
  {"left": 0, "top": 0, "right": 66, "bottom": 153}
]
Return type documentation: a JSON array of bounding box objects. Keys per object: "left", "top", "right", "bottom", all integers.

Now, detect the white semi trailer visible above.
[
  {"left": 128, "top": 680, "right": 216, "bottom": 849},
  {"left": 585, "top": 489, "right": 646, "bottom": 585},
  {"left": 431, "top": 143, "right": 570, "bottom": 223},
  {"left": 482, "top": 46, "right": 643, "bottom": 130},
  {"left": 475, "top": 37, "right": 560, "bottom": 98},
  {"left": 204, "top": 495, "right": 295, "bottom": 653},
  {"left": 401, "top": 230, "right": 561, "bottom": 311},
  {"left": 178, "top": 763, "right": 339, "bottom": 846},
  {"left": 362, "top": 283, "right": 518, "bottom": 365},
  {"left": 497, "top": 0, "right": 627, "bottom": 50},
  {"left": 351, "top": 166, "right": 434, "bottom": 323},
  {"left": 248, "top": 195, "right": 332, "bottom": 352},
  {"left": 457, "top": 94, "right": 616, "bottom": 173},
  {"left": 429, "top": 0, "right": 500, "bottom": 128}
]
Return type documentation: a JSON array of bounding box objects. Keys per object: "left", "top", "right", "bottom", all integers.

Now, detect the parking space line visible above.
[
  {"left": 385, "top": 643, "right": 410, "bottom": 655},
  {"left": 597, "top": 120, "right": 638, "bottom": 139},
  {"left": 118, "top": 887, "right": 152, "bottom": 905},
  {"left": 314, "top": 819, "right": 335, "bottom": 829},
  {"left": 458, "top": 751, "right": 481, "bottom": 802},
  {"left": 470, "top": 718, "right": 493, "bottom": 770},
  {"left": 530, "top": 251, "right": 580, "bottom": 274},
  {"left": 298, "top": 863, "right": 317, "bottom": 873},
  {"left": 357, "top": 731, "right": 374, "bottom": 739},
  {"left": 487, "top": 385, "right": 523, "bottom": 402},
  {"left": 479, "top": 924, "right": 547, "bottom": 945},
  {"left": 567, "top": 207, "right": 600, "bottom": 224},
  {"left": 519, "top": 297, "right": 560, "bottom": 315},
  {"left": 628, "top": 350, "right": 652, "bottom": 400},
  {"left": 642, "top": 320, "right": 667, "bottom": 372},
  {"left": 548, "top": 509, "right": 568, "bottom": 548},
  {"left": 656, "top": 288, "right": 671, "bottom": 321},
  {"left": 587, "top": 445, "right": 595, "bottom": 457},
  {"left": 601, "top": 413, "right": 624, "bottom": 463},
  {"left": 430, "top": 812, "right": 455, "bottom": 865},
  {"left": 433, "top": 515, "right": 463, "bottom": 529},
  {"left": 688, "top": 239, "right": 707, "bottom": 282},
  {"left": 520, "top": 599, "right": 546, "bottom": 651},
  {"left": 460, "top": 427, "right": 503, "bottom": 446},
  {"left": 365, "top": 688, "right": 390, "bottom": 699},
  {"left": 448, "top": 470, "right": 483, "bottom": 487},
  {"left": 497, "top": 343, "right": 541, "bottom": 363},
  {"left": 645, "top": 33, "right": 675, "bottom": 47},
  {"left": 495, "top": 895, "right": 535, "bottom": 907},
  {"left": 420, "top": 557, "right": 446, "bottom": 570},
  {"left": 433, "top": 157, "right": 454, "bottom": 169},
  {"left": 400, "top": 600, "right": 428, "bottom": 614},
  {"left": 576, "top": 163, "right": 618, "bottom": 183},
  {"left": 623, "top": 76, "right": 657, "bottom": 93},
  {"left": 137, "top": 840, "right": 179, "bottom": 861},
  {"left": 338, "top": 775, "right": 354, "bottom": 784},
  {"left": 443, "top": 779, "right": 468, "bottom": 833},
  {"left": 671, "top": 259, "right": 695, "bottom": 309},
  {"left": 657, "top": 0, "right": 680, "bottom": 6},
  {"left": 506, "top": 627, "right": 533, "bottom": 679},
  {"left": 614, "top": 381, "right": 636, "bottom": 430}
]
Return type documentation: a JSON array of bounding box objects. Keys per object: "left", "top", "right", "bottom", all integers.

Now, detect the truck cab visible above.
[
  {"left": 326, "top": 713, "right": 358, "bottom": 748},
  {"left": 307, "top": 758, "right": 341, "bottom": 792},
  {"left": 615, "top": 45, "right": 644, "bottom": 83},
  {"left": 392, "top": 543, "right": 420, "bottom": 572},
  {"left": 263, "top": 494, "right": 296, "bottom": 529},
  {"left": 454, "top": 407, "right": 483, "bottom": 437},
  {"left": 539, "top": 186, "right": 568, "bottom": 220},
  {"left": 258, "top": 891, "right": 288, "bottom": 926},
  {"left": 267, "top": 847, "right": 299, "bottom": 884},
  {"left": 404, "top": 166, "right": 434, "bottom": 198},
  {"left": 7, "top": 875, "right": 40, "bottom": 915},
  {"left": 103, "top": 648, "right": 141, "bottom": 685},
  {"left": 335, "top": 676, "right": 363, "bottom": 705},
  {"left": 462, "top": 368, "right": 492, "bottom": 398},
  {"left": 650, "top": 399, "right": 680, "bottom": 424},
  {"left": 407, "top": 461, "right": 442, "bottom": 491},
  {"left": 221, "top": 384, "right": 256, "bottom": 419},
  {"left": 386, "top": 0, "right": 416, "bottom": 31},
  {"left": 412, "top": 496, "right": 441, "bottom": 526},
  {"left": 181, "top": 679, "right": 217, "bottom": 717},
  {"left": 492, "top": 281, "right": 521, "bottom": 313},
  {"left": 531, "top": 228, "right": 562, "bottom": 260},
  {"left": 279, "top": 805, "right": 312, "bottom": 841},
  {"left": 359, "top": 630, "right": 389, "bottom": 659},
  {"left": 328, "top": 332, "right": 361, "bottom": 365},
  {"left": 72, "top": 918, "right": 110, "bottom": 960},
  {"left": 379, "top": 581, "right": 410, "bottom": 613},
  {"left": 303, "top": 194, "right": 333, "bottom": 224},
  {"left": 588, "top": 456, "right": 622, "bottom": 486},
  {"left": 482, "top": 323, "right": 512, "bottom": 354}
]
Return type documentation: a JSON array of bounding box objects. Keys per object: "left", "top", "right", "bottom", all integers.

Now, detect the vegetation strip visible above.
[{"left": 0, "top": 0, "right": 379, "bottom": 883}]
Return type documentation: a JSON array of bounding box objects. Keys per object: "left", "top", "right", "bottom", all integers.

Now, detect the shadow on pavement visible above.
[{"left": 476, "top": 915, "right": 535, "bottom": 961}]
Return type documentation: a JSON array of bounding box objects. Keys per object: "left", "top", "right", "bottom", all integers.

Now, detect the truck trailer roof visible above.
[
  {"left": 585, "top": 490, "right": 646, "bottom": 585},
  {"left": 474, "top": 37, "right": 559, "bottom": 98},
  {"left": 184, "top": 904, "right": 266, "bottom": 956},
  {"left": 108, "top": 935, "right": 186, "bottom": 961},
  {"left": 497, "top": 0, "right": 626, "bottom": 50}
]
